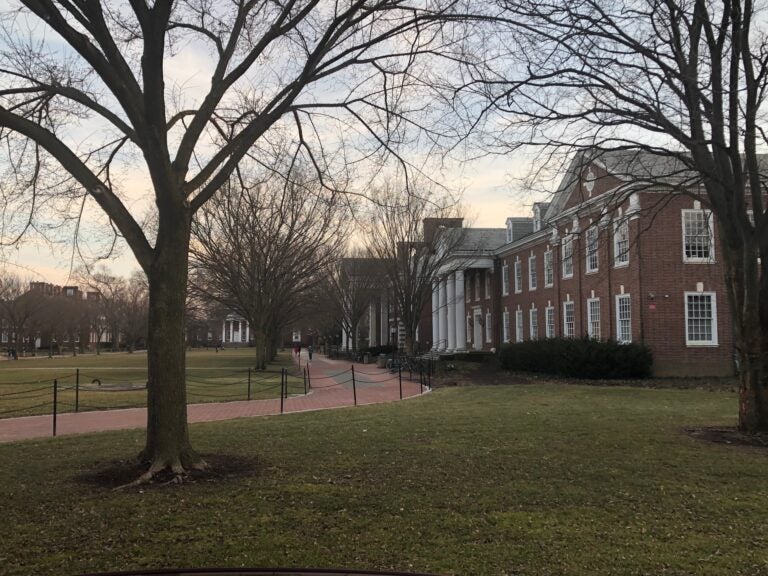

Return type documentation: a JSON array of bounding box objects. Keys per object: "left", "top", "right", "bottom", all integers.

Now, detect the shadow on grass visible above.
[{"left": 73, "top": 453, "right": 262, "bottom": 490}]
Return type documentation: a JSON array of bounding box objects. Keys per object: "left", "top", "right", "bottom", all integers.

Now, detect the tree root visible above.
[{"left": 114, "top": 455, "right": 208, "bottom": 491}]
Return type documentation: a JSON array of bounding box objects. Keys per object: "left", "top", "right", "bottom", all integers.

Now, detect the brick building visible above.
[{"left": 431, "top": 151, "right": 738, "bottom": 377}]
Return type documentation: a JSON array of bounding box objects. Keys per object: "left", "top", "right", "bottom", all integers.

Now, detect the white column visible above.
[
  {"left": 446, "top": 274, "right": 456, "bottom": 351},
  {"left": 342, "top": 327, "right": 348, "bottom": 351},
  {"left": 431, "top": 281, "right": 440, "bottom": 350},
  {"left": 221, "top": 321, "right": 225, "bottom": 343},
  {"left": 455, "top": 270, "right": 466, "bottom": 351},
  {"left": 245, "top": 322, "right": 250, "bottom": 343},
  {"left": 380, "top": 297, "right": 388, "bottom": 346},
  {"left": 369, "top": 302, "right": 377, "bottom": 346},
  {"left": 438, "top": 277, "right": 448, "bottom": 350}
]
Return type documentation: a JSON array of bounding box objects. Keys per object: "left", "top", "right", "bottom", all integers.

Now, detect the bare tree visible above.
[
  {"left": 473, "top": 0, "right": 768, "bottom": 431},
  {"left": 323, "top": 251, "right": 383, "bottom": 353},
  {"left": 191, "top": 174, "right": 348, "bottom": 369},
  {"left": 365, "top": 182, "right": 466, "bottom": 355},
  {"left": 0, "top": 2, "right": 483, "bottom": 478}
]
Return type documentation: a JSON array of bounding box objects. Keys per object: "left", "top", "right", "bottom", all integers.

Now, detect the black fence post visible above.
[
  {"left": 280, "top": 368, "right": 285, "bottom": 414},
  {"left": 247, "top": 368, "right": 251, "bottom": 401},
  {"left": 398, "top": 365, "right": 403, "bottom": 400},
  {"left": 75, "top": 368, "right": 80, "bottom": 413},
  {"left": 52, "top": 379, "right": 58, "bottom": 437},
  {"left": 351, "top": 365, "right": 357, "bottom": 406},
  {"left": 307, "top": 364, "right": 311, "bottom": 390}
]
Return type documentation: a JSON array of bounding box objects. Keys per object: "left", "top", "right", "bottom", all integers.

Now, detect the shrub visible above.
[{"left": 498, "top": 337, "right": 653, "bottom": 379}]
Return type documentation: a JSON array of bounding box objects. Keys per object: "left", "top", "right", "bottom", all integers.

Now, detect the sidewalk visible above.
[{"left": 0, "top": 354, "right": 430, "bottom": 443}]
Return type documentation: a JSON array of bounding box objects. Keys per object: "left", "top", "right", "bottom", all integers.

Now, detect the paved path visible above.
[{"left": 0, "top": 355, "right": 430, "bottom": 443}]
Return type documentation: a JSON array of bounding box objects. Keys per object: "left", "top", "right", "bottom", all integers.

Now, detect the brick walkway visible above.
[{"left": 0, "top": 354, "right": 429, "bottom": 443}]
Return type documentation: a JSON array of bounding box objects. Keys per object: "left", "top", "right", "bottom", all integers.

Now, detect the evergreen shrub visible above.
[{"left": 498, "top": 337, "right": 653, "bottom": 379}]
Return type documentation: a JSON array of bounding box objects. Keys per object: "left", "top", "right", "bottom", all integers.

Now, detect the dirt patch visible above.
[
  {"left": 686, "top": 427, "right": 768, "bottom": 451},
  {"left": 74, "top": 453, "right": 261, "bottom": 489}
]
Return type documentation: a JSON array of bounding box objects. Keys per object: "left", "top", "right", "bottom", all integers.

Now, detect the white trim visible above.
[
  {"left": 615, "top": 294, "right": 632, "bottom": 344},
  {"left": 563, "top": 301, "right": 575, "bottom": 337},
  {"left": 682, "top": 209, "right": 715, "bottom": 263},
  {"left": 613, "top": 218, "right": 630, "bottom": 267},
  {"left": 684, "top": 292, "right": 719, "bottom": 346},
  {"left": 515, "top": 309, "right": 524, "bottom": 342},
  {"left": 514, "top": 259, "right": 523, "bottom": 293},
  {"left": 502, "top": 263, "right": 510, "bottom": 296},
  {"left": 562, "top": 236, "right": 574, "bottom": 279},
  {"left": 545, "top": 306, "right": 555, "bottom": 338},
  {"left": 544, "top": 249, "right": 554, "bottom": 287},
  {"left": 585, "top": 226, "right": 599, "bottom": 273},
  {"left": 528, "top": 254, "right": 538, "bottom": 290},
  {"left": 587, "top": 297, "right": 601, "bottom": 339},
  {"left": 529, "top": 308, "right": 538, "bottom": 340}
]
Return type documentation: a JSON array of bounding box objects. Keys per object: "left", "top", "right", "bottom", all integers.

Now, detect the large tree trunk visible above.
[
  {"left": 139, "top": 210, "right": 203, "bottom": 476},
  {"left": 721, "top": 230, "right": 768, "bottom": 432}
]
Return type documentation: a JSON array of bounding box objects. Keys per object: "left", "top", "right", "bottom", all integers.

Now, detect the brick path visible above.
[{"left": 0, "top": 354, "right": 429, "bottom": 443}]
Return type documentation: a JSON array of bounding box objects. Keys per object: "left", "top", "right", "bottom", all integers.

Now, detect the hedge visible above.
[{"left": 498, "top": 337, "right": 653, "bottom": 379}]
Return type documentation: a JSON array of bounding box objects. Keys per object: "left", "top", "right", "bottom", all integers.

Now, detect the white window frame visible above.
[
  {"left": 685, "top": 292, "right": 718, "bottom": 346},
  {"left": 515, "top": 309, "right": 524, "bottom": 342},
  {"left": 484, "top": 271, "right": 491, "bottom": 299},
  {"left": 615, "top": 294, "right": 632, "bottom": 344},
  {"left": 563, "top": 301, "right": 575, "bottom": 338},
  {"left": 613, "top": 219, "right": 630, "bottom": 267},
  {"left": 528, "top": 255, "right": 537, "bottom": 290},
  {"left": 485, "top": 312, "right": 492, "bottom": 343},
  {"left": 682, "top": 209, "right": 715, "bottom": 263},
  {"left": 585, "top": 226, "right": 599, "bottom": 273},
  {"left": 466, "top": 315, "right": 472, "bottom": 343},
  {"left": 502, "top": 263, "right": 509, "bottom": 296},
  {"left": 562, "top": 236, "right": 574, "bottom": 278},
  {"left": 545, "top": 306, "right": 555, "bottom": 338},
  {"left": 514, "top": 259, "right": 522, "bottom": 293},
  {"left": 475, "top": 273, "right": 481, "bottom": 301},
  {"left": 529, "top": 308, "right": 538, "bottom": 340},
  {"left": 587, "top": 297, "right": 601, "bottom": 339},
  {"left": 502, "top": 309, "right": 510, "bottom": 343},
  {"left": 544, "top": 250, "right": 554, "bottom": 287}
]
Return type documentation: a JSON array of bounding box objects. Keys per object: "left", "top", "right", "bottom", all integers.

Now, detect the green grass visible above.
[
  {"left": 1, "top": 383, "right": 766, "bottom": 575},
  {"left": 0, "top": 349, "right": 305, "bottom": 418}
]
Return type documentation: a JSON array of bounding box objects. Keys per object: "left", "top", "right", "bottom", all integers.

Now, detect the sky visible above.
[{"left": 0, "top": 152, "right": 536, "bottom": 286}]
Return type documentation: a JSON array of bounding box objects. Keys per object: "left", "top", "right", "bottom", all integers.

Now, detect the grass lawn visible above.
[
  {"left": 0, "top": 348, "right": 305, "bottom": 418},
  {"left": 1, "top": 383, "right": 766, "bottom": 575}
]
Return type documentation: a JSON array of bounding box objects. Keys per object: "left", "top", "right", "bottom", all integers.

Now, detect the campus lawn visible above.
[
  {"left": 1, "top": 384, "right": 767, "bottom": 575},
  {"left": 0, "top": 348, "right": 305, "bottom": 418}
]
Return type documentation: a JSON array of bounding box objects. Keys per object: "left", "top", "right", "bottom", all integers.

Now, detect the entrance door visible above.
[{"left": 473, "top": 309, "right": 483, "bottom": 351}]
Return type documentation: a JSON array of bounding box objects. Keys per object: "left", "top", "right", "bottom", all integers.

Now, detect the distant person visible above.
[{"left": 308, "top": 345, "right": 313, "bottom": 361}]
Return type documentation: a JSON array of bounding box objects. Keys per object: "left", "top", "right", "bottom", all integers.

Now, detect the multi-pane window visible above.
[
  {"left": 502, "top": 264, "right": 509, "bottom": 296},
  {"left": 503, "top": 309, "right": 510, "bottom": 342},
  {"left": 586, "top": 227, "right": 599, "bottom": 273},
  {"left": 544, "top": 250, "right": 554, "bottom": 287},
  {"left": 682, "top": 209, "right": 714, "bottom": 262},
  {"left": 529, "top": 255, "right": 537, "bottom": 290},
  {"left": 616, "top": 294, "right": 632, "bottom": 343},
  {"left": 515, "top": 309, "right": 524, "bottom": 342},
  {"left": 466, "top": 316, "right": 472, "bottom": 343},
  {"left": 563, "top": 301, "right": 575, "bottom": 337},
  {"left": 685, "top": 293, "right": 718, "bottom": 345},
  {"left": 514, "top": 260, "right": 522, "bottom": 293},
  {"left": 529, "top": 308, "right": 538, "bottom": 340},
  {"left": 545, "top": 306, "right": 555, "bottom": 338},
  {"left": 485, "top": 312, "right": 492, "bottom": 343},
  {"left": 587, "top": 298, "right": 601, "bottom": 339},
  {"left": 484, "top": 272, "right": 491, "bottom": 299},
  {"left": 562, "top": 236, "right": 574, "bottom": 278},
  {"left": 614, "top": 219, "right": 629, "bottom": 266},
  {"left": 475, "top": 273, "right": 481, "bottom": 301}
]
